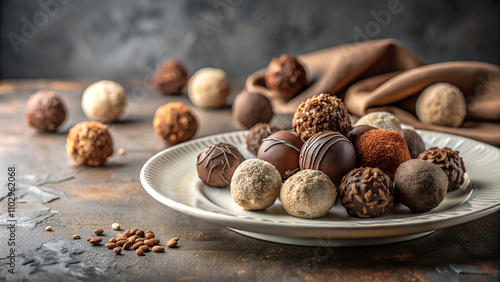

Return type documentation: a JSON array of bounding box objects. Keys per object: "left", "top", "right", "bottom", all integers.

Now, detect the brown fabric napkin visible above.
[{"left": 245, "top": 39, "right": 500, "bottom": 147}]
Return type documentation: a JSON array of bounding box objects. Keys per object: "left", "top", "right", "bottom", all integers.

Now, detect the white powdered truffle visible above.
[
  {"left": 280, "top": 170, "right": 337, "bottom": 219},
  {"left": 416, "top": 82, "right": 467, "bottom": 127},
  {"left": 355, "top": 111, "right": 404, "bottom": 135},
  {"left": 230, "top": 159, "right": 282, "bottom": 210},
  {"left": 188, "top": 67, "right": 230, "bottom": 108},
  {"left": 82, "top": 80, "right": 127, "bottom": 122}
]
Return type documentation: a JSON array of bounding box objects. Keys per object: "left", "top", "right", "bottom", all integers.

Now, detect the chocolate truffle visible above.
[
  {"left": 280, "top": 170, "right": 336, "bottom": 219},
  {"left": 82, "top": 80, "right": 127, "bottom": 123},
  {"left": 394, "top": 159, "right": 448, "bottom": 213},
  {"left": 339, "top": 167, "right": 394, "bottom": 218},
  {"left": 418, "top": 147, "right": 466, "bottom": 191},
  {"left": 346, "top": 125, "right": 376, "bottom": 145},
  {"left": 293, "top": 93, "right": 353, "bottom": 141},
  {"left": 230, "top": 159, "right": 282, "bottom": 210},
  {"left": 403, "top": 129, "right": 425, "bottom": 159},
  {"left": 355, "top": 111, "right": 404, "bottom": 136},
  {"left": 300, "top": 131, "right": 356, "bottom": 187},
  {"left": 188, "top": 67, "right": 230, "bottom": 108},
  {"left": 66, "top": 121, "right": 113, "bottom": 166},
  {"left": 153, "top": 102, "right": 197, "bottom": 145},
  {"left": 416, "top": 82, "right": 467, "bottom": 127},
  {"left": 26, "top": 90, "right": 66, "bottom": 132},
  {"left": 265, "top": 54, "right": 307, "bottom": 100},
  {"left": 196, "top": 143, "right": 244, "bottom": 187},
  {"left": 151, "top": 59, "right": 188, "bottom": 95},
  {"left": 258, "top": 131, "right": 304, "bottom": 180},
  {"left": 233, "top": 91, "right": 274, "bottom": 129},
  {"left": 246, "top": 123, "right": 280, "bottom": 155}
]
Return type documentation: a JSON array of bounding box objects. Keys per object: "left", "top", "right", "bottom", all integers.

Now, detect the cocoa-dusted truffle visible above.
[
  {"left": 153, "top": 102, "right": 197, "bottom": 145},
  {"left": 151, "top": 59, "right": 188, "bottom": 95},
  {"left": 82, "top": 80, "right": 127, "bottom": 123},
  {"left": 188, "top": 67, "right": 230, "bottom": 108},
  {"left": 355, "top": 129, "right": 410, "bottom": 179},
  {"left": 196, "top": 143, "right": 244, "bottom": 187},
  {"left": 258, "top": 131, "right": 304, "bottom": 180},
  {"left": 418, "top": 147, "right": 466, "bottom": 191},
  {"left": 66, "top": 121, "right": 113, "bottom": 166},
  {"left": 233, "top": 91, "right": 273, "bottom": 129},
  {"left": 416, "top": 82, "right": 467, "bottom": 127},
  {"left": 403, "top": 129, "right": 425, "bottom": 159},
  {"left": 280, "top": 170, "right": 336, "bottom": 219},
  {"left": 346, "top": 125, "right": 376, "bottom": 145},
  {"left": 265, "top": 54, "right": 307, "bottom": 100},
  {"left": 300, "top": 131, "right": 356, "bottom": 187},
  {"left": 339, "top": 167, "right": 394, "bottom": 218},
  {"left": 293, "top": 93, "right": 353, "bottom": 141},
  {"left": 26, "top": 90, "right": 66, "bottom": 132},
  {"left": 246, "top": 123, "right": 280, "bottom": 155},
  {"left": 355, "top": 111, "right": 404, "bottom": 136},
  {"left": 395, "top": 159, "right": 448, "bottom": 213},
  {"left": 230, "top": 159, "right": 282, "bottom": 210}
]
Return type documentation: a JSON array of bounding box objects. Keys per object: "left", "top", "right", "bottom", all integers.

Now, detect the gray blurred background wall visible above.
[{"left": 1, "top": 0, "right": 499, "bottom": 80}]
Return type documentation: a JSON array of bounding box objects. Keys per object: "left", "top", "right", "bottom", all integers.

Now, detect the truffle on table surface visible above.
[
  {"left": 246, "top": 123, "right": 281, "bottom": 155},
  {"left": 280, "top": 170, "right": 336, "bottom": 219},
  {"left": 66, "top": 121, "right": 113, "bottom": 166},
  {"left": 81, "top": 80, "right": 127, "bottom": 123},
  {"left": 293, "top": 93, "right": 353, "bottom": 141},
  {"left": 403, "top": 129, "right": 425, "bottom": 159},
  {"left": 339, "top": 167, "right": 394, "bottom": 218},
  {"left": 265, "top": 54, "right": 307, "bottom": 100},
  {"left": 151, "top": 59, "right": 188, "bottom": 95},
  {"left": 188, "top": 67, "right": 230, "bottom": 108},
  {"left": 153, "top": 102, "right": 197, "bottom": 145},
  {"left": 416, "top": 82, "right": 467, "bottom": 127},
  {"left": 233, "top": 91, "right": 274, "bottom": 129},
  {"left": 26, "top": 90, "right": 66, "bottom": 132},
  {"left": 395, "top": 159, "right": 448, "bottom": 213},
  {"left": 257, "top": 131, "right": 304, "bottom": 180},
  {"left": 354, "top": 111, "right": 404, "bottom": 136},
  {"left": 197, "top": 143, "right": 244, "bottom": 187},
  {"left": 418, "top": 147, "right": 466, "bottom": 191}
]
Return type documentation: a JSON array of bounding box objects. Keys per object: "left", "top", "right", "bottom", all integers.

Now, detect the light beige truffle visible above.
[
  {"left": 416, "top": 82, "right": 467, "bottom": 127},
  {"left": 82, "top": 80, "right": 127, "bottom": 122},
  {"left": 280, "top": 170, "right": 337, "bottom": 219},
  {"left": 230, "top": 159, "right": 282, "bottom": 210},
  {"left": 355, "top": 111, "right": 404, "bottom": 136},
  {"left": 188, "top": 68, "right": 230, "bottom": 108}
]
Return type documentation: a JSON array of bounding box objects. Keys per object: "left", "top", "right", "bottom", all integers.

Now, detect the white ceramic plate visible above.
[{"left": 140, "top": 130, "right": 500, "bottom": 246}]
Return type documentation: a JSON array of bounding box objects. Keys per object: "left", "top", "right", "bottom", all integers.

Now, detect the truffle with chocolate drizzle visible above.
[
  {"left": 257, "top": 131, "right": 304, "bottom": 180},
  {"left": 197, "top": 142, "right": 245, "bottom": 187}
]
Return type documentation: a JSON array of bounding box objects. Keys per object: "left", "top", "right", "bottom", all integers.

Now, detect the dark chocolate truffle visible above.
[
  {"left": 26, "top": 90, "right": 66, "bottom": 132},
  {"left": 232, "top": 91, "right": 273, "bottom": 129},
  {"left": 339, "top": 167, "right": 394, "bottom": 218},
  {"left": 153, "top": 102, "right": 197, "bottom": 145},
  {"left": 258, "top": 131, "right": 304, "bottom": 180},
  {"left": 293, "top": 93, "right": 353, "bottom": 141},
  {"left": 355, "top": 129, "right": 411, "bottom": 179},
  {"left": 403, "top": 129, "right": 425, "bottom": 159},
  {"left": 197, "top": 142, "right": 245, "bottom": 187},
  {"left": 265, "top": 54, "right": 307, "bottom": 100},
  {"left": 151, "top": 59, "right": 188, "bottom": 95},
  {"left": 346, "top": 125, "right": 376, "bottom": 145},
  {"left": 418, "top": 147, "right": 466, "bottom": 191},
  {"left": 299, "top": 131, "right": 356, "bottom": 186},
  {"left": 66, "top": 121, "right": 113, "bottom": 166},
  {"left": 246, "top": 123, "right": 280, "bottom": 155},
  {"left": 395, "top": 159, "right": 448, "bottom": 213}
]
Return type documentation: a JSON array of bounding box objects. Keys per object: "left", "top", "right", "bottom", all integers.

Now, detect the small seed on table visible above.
[
  {"left": 152, "top": 246, "right": 164, "bottom": 252},
  {"left": 112, "top": 223, "right": 121, "bottom": 230},
  {"left": 167, "top": 237, "right": 179, "bottom": 248},
  {"left": 72, "top": 234, "right": 80, "bottom": 240},
  {"left": 94, "top": 228, "right": 104, "bottom": 235},
  {"left": 113, "top": 247, "right": 122, "bottom": 255},
  {"left": 136, "top": 248, "right": 144, "bottom": 256},
  {"left": 89, "top": 237, "right": 102, "bottom": 245},
  {"left": 105, "top": 243, "right": 117, "bottom": 249},
  {"left": 45, "top": 226, "right": 52, "bottom": 231}
]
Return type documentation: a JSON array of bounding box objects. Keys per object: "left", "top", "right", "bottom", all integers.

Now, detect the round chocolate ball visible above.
[
  {"left": 416, "top": 82, "right": 467, "bottom": 127},
  {"left": 281, "top": 170, "right": 336, "bottom": 219},
  {"left": 230, "top": 159, "right": 282, "bottom": 210},
  {"left": 403, "top": 129, "right": 425, "bottom": 159},
  {"left": 232, "top": 91, "right": 273, "bottom": 129},
  {"left": 339, "top": 167, "right": 394, "bottom": 218},
  {"left": 197, "top": 142, "right": 245, "bottom": 187},
  {"left": 82, "top": 80, "right": 127, "bottom": 123},
  {"left": 66, "top": 121, "right": 113, "bottom": 166},
  {"left": 257, "top": 131, "right": 304, "bottom": 180},
  {"left": 355, "top": 111, "right": 404, "bottom": 136},
  {"left": 246, "top": 123, "right": 281, "bottom": 155},
  {"left": 418, "top": 147, "right": 466, "bottom": 191},
  {"left": 151, "top": 59, "right": 188, "bottom": 95},
  {"left": 355, "top": 129, "right": 411, "bottom": 179},
  {"left": 26, "top": 90, "right": 66, "bottom": 132},
  {"left": 188, "top": 67, "right": 230, "bottom": 108},
  {"left": 265, "top": 54, "right": 307, "bottom": 100},
  {"left": 299, "top": 131, "right": 356, "bottom": 187},
  {"left": 153, "top": 102, "right": 197, "bottom": 145},
  {"left": 395, "top": 159, "right": 448, "bottom": 213},
  {"left": 293, "top": 93, "right": 353, "bottom": 141},
  {"left": 346, "top": 125, "right": 376, "bottom": 145}
]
